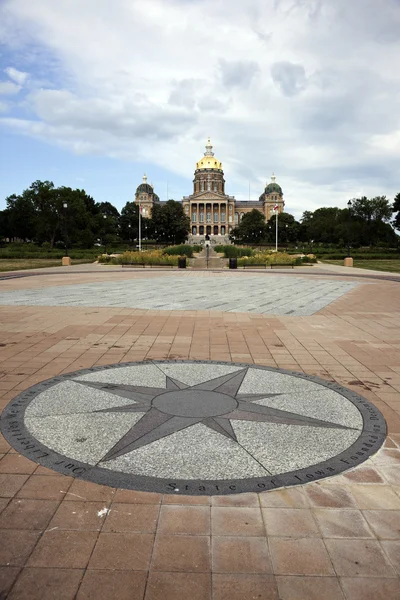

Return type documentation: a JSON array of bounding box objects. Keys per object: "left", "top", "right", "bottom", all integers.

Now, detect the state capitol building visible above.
[{"left": 135, "top": 139, "right": 284, "bottom": 240}]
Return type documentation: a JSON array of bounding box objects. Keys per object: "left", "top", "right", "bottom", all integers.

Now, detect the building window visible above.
[
  {"left": 207, "top": 181, "right": 211, "bottom": 191},
  {"left": 192, "top": 212, "right": 197, "bottom": 222},
  {"left": 221, "top": 226, "right": 225, "bottom": 235},
  {"left": 199, "top": 212, "right": 204, "bottom": 222},
  {"left": 214, "top": 182, "right": 217, "bottom": 191},
  {"left": 201, "top": 181, "right": 204, "bottom": 191},
  {"left": 213, "top": 213, "right": 218, "bottom": 222},
  {"left": 199, "top": 225, "right": 204, "bottom": 235},
  {"left": 192, "top": 226, "right": 197, "bottom": 235},
  {"left": 221, "top": 213, "right": 226, "bottom": 223},
  {"left": 229, "top": 205, "right": 232, "bottom": 212},
  {"left": 206, "top": 212, "right": 211, "bottom": 223},
  {"left": 214, "top": 225, "right": 219, "bottom": 234}
]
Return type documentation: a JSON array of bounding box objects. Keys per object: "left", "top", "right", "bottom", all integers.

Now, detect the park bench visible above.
[
  {"left": 122, "top": 263, "right": 175, "bottom": 268},
  {"left": 270, "top": 263, "right": 295, "bottom": 269}
]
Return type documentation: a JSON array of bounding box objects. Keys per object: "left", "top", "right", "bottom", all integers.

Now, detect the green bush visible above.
[
  {"left": 215, "top": 245, "right": 254, "bottom": 258},
  {"left": 162, "top": 245, "right": 194, "bottom": 258},
  {"left": 99, "top": 250, "right": 179, "bottom": 266}
]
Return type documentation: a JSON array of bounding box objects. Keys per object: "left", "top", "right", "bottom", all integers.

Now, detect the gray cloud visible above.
[
  {"left": 270, "top": 61, "right": 307, "bottom": 96},
  {"left": 218, "top": 59, "right": 260, "bottom": 89}
]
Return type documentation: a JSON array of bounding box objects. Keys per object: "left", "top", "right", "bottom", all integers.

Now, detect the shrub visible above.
[
  {"left": 215, "top": 245, "right": 254, "bottom": 258},
  {"left": 237, "top": 252, "right": 294, "bottom": 267},
  {"left": 163, "top": 245, "right": 194, "bottom": 258},
  {"left": 99, "top": 250, "right": 179, "bottom": 266}
]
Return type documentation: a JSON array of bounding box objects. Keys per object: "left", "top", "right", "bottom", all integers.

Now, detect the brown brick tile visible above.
[
  {"left": 145, "top": 572, "right": 211, "bottom": 600},
  {"left": 340, "top": 577, "right": 400, "bottom": 600},
  {"left": 0, "top": 530, "right": 40, "bottom": 566},
  {"left": 151, "top": 534, "right": 210, "bottom": 572},
  {"left": 88, "top": 532, "right": 154, "bottom": 570},
  {"left": 77, "top": 570, "right": 147, "bottom": 600},
  {"left": 313, "top": 509, "right": 374, "bottom": 538},
  {"left": 212, "top": 574, "right": 278, "bottom": 600},
  {"left": 0, "top": 497, "right": 10, "bottom": 513},
  {"left": 211, "top": 507, "right": 264, "bottom": 536},
  {"left": 63, "top": 479, "right": 115, "bottom": 502},
  {"left": 269, "top": 537, "right": 334, "bottom": 575},
  {"left": 348, "top": 485, "right": 400, "bottom": 509},
  {"left": 0, "top": 435, "right": 11, "bottom": 453},
  {"left": 157, "top": 505, "right": 210, "bottom": 535},
  {"left": 343, "top": 465, "right": 385, "bottom": 483},
  {"left": 212, "top": 536, "right": 271, "bottom": 573},
  {"left": 262, "top": 508, "right": 320, "bottom": 537},
  {"left": 0, "top": 453, "right": 37, "bottom": 474},
  {"left": 380, "top": 540, "right": 400, "bottom": 575},
  {"left": 0, "top": 499, "right": 59, "bottom": 530},
  {"left": 16, "top": 474, "right": 73, "bottom": 500},
  {"left": 211, "top": 492, "right": 259, "bottom": 507},
  {"left": 304, "top": 484, "right": 357, "bottom": 508},
  {"left": 259, "top": 488, "right": 309, "bottom": 508},
  {"left": 325, "top": 539, "right": 396, "bottom": 577},
  {"left": 27, "top": 530, "right": 98, "bottom": 569},
  {"left": 162, "top": 494, "right": 210, "bottom": 505},
  {"left": 113, "top": 489, "right": 162, "bottom": 504},
  {"left": 0, "top": 566, "right": 20, "bottom": 598},
  {"left": 0, "top": 474, "right": 29, "bottom": 498},
  {"left": 49, "top": 500, "right": 108, "bottom": 531},
  {"left": 8, "top": 567, "right": 84, "bottom": 600},
  {"left": 276, "top": 575, "right": 345, "bottom": 599},
  {"left": 103, "top": 503, "right": 159, "bottom": 533},
  {"left": 363, "top": 510, "right": 400, "bottom": 539}
]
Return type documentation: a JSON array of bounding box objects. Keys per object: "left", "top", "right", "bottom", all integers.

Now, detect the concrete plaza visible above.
[{"left": 0, "top": 263, "right": 400, "bottom": 599}]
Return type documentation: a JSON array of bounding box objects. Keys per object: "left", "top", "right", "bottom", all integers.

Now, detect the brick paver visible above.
[{"left": 0, "top": 266, "right": 400, "bottom": 598}]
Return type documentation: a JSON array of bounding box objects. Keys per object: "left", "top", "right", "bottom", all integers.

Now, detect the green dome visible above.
[
  {"left": 265, "top": 182, "right": 282, "bottom": 195},
  {"left": 136, "top": 183, "right": 154, "bottom": 194}
]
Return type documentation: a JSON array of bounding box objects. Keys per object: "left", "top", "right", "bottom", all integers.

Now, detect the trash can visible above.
[
  {"left": 178, "top": 257, "right": 187, "bottom": 269},
  {"left": 229, "top": 258, "right": 237, "bottom": 269}
]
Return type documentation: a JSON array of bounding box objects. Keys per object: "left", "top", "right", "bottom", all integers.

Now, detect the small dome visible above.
[
  {"left": 264, "top": 173, "right": 282, "bottom": 195},
  {"left": 196, "top": 138, "right": 223, "bottom": 171},
  {"left": 265, "top": 182, "right": 282, "bottom": 194},
  {"left": 136, "top": 183, "right": 154, "bottom": 194},
  {"left": 136, "top": 173, "right": 154, "bottom": 195}
]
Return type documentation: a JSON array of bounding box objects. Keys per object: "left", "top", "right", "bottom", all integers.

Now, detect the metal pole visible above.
[
  {"left": 139, "top": 205, "right": 142, "bottom": 252},
  {"left": 275, "top": 209, "right": 278, "bottom": 252},
  {"left": 347, "top": 202, "right": 351, "bottom": 257},
  {"left": 206, "top": 244, "right": 209, "bottom": 269}
]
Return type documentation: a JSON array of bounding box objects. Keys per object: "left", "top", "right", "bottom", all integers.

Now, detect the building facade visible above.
[{"left": 134, "top": 139, "right": 284, "bottom": 238}]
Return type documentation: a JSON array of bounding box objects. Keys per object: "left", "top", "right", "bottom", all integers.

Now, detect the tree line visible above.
[
  {"left": 231, "top": 195, "right": 400, "bottom": 247},
  {"left": 0, "top": 180, "right": 399, "bottom": 248},
  {"left": 0, "top": 180, "right": 189, "bottom": 248}
]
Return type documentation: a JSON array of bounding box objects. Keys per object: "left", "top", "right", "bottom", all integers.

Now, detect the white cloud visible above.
[
  {"left": 0, "top": 0, "right": 399, "bottom": 217},
  {"left": 0, "top": 81, "right": 21, "bottom": 95},
  {"left": 4, "top": 66, "right": 28, "bottom": 85}
]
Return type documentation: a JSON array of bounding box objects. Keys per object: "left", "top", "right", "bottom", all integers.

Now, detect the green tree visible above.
[
  {"left": 151, "top": 200, "right": 189, "bottom": 244},
  {"left": 267, "top": 212, "right": 300, "bottom": 244},
  {"left": 4, "top": 193, "right": 37, "bottom": 240},
  {"left": 230, "top": 209, "right": 267, "bottom": 243},
  {"left": 393, "top": 192, "right": 400, "bottom": 230}
]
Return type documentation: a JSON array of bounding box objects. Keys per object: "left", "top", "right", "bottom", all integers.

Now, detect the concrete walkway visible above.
[{"left": 0, "top": 268, "right": 400, "bottom": 599}]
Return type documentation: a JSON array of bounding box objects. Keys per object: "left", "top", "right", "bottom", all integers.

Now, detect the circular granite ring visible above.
[{"left": 0, "top": 360, "right": 386, "bottom": 496}]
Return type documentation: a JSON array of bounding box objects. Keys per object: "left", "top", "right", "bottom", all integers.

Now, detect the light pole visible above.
[
  {"left": 128, "top": 224, "right": 132, "bottom": 249},
  {"left": 347, "top": 200, "right": 352, "bottom": 257},
  {"left": 103, "top": 214, "right": 107, "bottom": 254},
  {"left": 138, "top": 205, "right": 142, "bottom": 252},
  {"left": 62, "top": 201, "right": 68, "bottom": 256}
]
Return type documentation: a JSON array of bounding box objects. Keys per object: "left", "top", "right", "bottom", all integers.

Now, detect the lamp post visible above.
[
  {"left": 128, "top": 224, "right": 132, "bottom": 249},
  {"left": 62, "top": 201, "right": 68, "bottom": 257},
  {"left": 347, "top": 200, "right": 352, "bottom": 257},
  {"left": 103, "top": 214, "right": 107, "bottom": 255}
]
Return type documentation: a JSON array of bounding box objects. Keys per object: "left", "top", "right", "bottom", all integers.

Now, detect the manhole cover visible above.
[{"left": 1, "top": 361, "right": 386, "bottom": 495}]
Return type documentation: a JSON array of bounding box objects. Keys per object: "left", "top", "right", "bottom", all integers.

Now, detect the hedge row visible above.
[
  {"left": 162, "top": 244, "right": 201, "bottom": 258},
  {"left": 318, "top": 253, "right": 400, "bottom": 260},
  {"left": 214, "top": 245, "right": 254, "bottom": 258}
]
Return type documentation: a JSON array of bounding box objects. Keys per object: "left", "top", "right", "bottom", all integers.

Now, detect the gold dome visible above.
[{"left": 196, "top": 138, "right": 223, "bottom": 170}]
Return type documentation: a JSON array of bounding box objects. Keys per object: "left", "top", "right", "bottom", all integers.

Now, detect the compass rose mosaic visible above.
[{"left": 1, "top": 361, "right": 386, "bottom": 495}]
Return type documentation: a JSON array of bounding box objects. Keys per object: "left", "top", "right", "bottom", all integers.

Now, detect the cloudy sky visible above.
[{"left": 0, "top": 0, "right": 399, "bottom": 218}]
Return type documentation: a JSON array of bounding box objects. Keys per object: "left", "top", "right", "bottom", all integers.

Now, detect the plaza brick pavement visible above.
[{"left": 0, "top": 265, "right": 400, "bottom": 599}]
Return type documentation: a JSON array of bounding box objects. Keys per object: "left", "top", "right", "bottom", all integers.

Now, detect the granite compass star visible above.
[{"left": 75, "top": 368, "right": 353, "bottom": 462}]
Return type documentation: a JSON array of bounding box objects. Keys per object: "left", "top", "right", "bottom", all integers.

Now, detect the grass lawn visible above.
[
  {"left": 0, "top": 259, "right": 94, "bottom": 272},
  {"left": 321, "top": 259, "right": 400, "bottom": 273}
]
